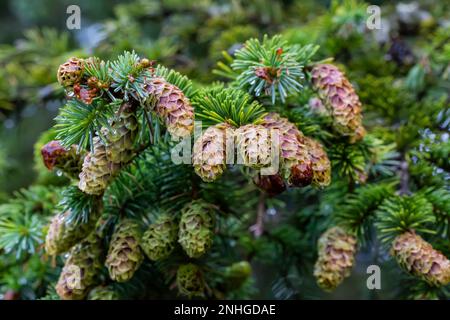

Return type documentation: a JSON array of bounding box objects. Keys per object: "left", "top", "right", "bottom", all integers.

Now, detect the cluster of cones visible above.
[
  {"left": 193, "top": 113, "right": 331, "bottom": 196},
  {"left": 313, "top": 227, "right": 450, "bottom": 292},
  {"left": 44, "top": 196, "right": 242, "bottom": 299},
  {"left": 55, "top": 57, "right": 195, "bottom": 196}
]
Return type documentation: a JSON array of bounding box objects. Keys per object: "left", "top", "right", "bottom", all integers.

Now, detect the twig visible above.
[
  {"left": 249, "top": 192, "right": 266, "bottom": 238},
  {"left": 143, "top": 108, "right": 155, "bottom": 144},
  {"left": 399, "top": 160, "right": 411, "bottom": 195}
]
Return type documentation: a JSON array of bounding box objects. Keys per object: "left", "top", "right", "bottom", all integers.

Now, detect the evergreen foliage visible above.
[{"left": 0, "top": 0, "right": 449, "bottom": 300}]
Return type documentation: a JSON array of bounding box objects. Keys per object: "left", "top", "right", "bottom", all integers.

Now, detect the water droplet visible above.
[
  {"left": 435, "top": 167, "right": 444, "bottom": 174},
  {"left": 4, "top": 119, "right": 15, "bottom": 129}
]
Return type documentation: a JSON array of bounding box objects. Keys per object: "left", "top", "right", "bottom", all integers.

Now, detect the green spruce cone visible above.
[
  {"left": 193, "top": 123, "right": 233, "bottom": 182},
  {"left": 55, "top": 233, "right": 103, "bottom": 300},
  {"left": 45, "top": 209, "right": 100, "bottom": 255},
  {"left": 235, "top": 124, "right": 272, "bottom": 169},
  {"left": 311, "top": 64, "right": 365, "bottom": 143},
  {"left": 314, "top": 226, "right": 357, "bottom": 292},
  {"left": 178, "top": 201, "right": 215, "bottom": 258},
  {"left": 391, "top": 231, "right": 450, "bottom": 286},
  {"left": 88, "top": 285, "right": 120, "bottom": 300},
  {"left": 79, "top": 102, "right": 138, "bottom": 195},
  {"left": 105, "top": 219, "right": 144, "bottom": 282},
  {"left": 260, "top": 113, "right": 312, "bottom": 187},
  {"left": 41, "top": 140, "right": 84, "bottom": 180},
  {"left": 78, "top": 136, "right": 111, "bottom": 196},
  {"left": 141, "top": 214, "right": 178, "bottom": 261},
  {"left": 144, "top": 77, "right": 194, "bottom": 139},
  {"left": 224, "top": 261, "right": 252, "bottom": 290},
  {"left": 176, "top": 263, "right": 205, "bottom": 298}
]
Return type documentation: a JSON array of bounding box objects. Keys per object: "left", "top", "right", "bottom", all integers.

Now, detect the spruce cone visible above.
[
  {"left": 260, "top": 113, "right": 312, "bottom": 187},
  {"left": 311, "top": 64, "right": 365, "bottom": 143},
  {"left": 45, "top": 209, "right": 100, "bottom": 255},
  {"left": 224, "top": 261, "right": 252, "bottom": 290},
  {"left": 178, "top": 201, "right": 215, "bottom": 258},
  {"left": 105, "top": 219, "right": 144, "bottom": 282},
  {"left": 57, "top": 57, "right": 84, "bottom": 87},
  {"left": 141, "top": 214, "right": 178, "bottom": 261},
  {"left": 41, "top": 140, "right": 84, "bottom": 179},
  {"left": 176, "top": 263, "right": 205, "bottom": 298},
  {"left": 253, "top": 173, "right": 286, "bottom": 196},
  {"left": 193, "top": 123, "right": 232, "bottom": 182},
  {"left": 303, "top": 136, "right": 331, "bottom": 188},
  {"left": 79, "top": 102, "right": 138, "bottom": 195},
  {"left": 314, "top": 226, "right": 357, "bottom": 292},
  {"left": 88, "top": 285, "right": 120, "bottom": 300},
  {"left": 391, "top": 231, "right": 450, "bottom": 286},
  {"left": 78, "top": 136, "right": 111, "bottom": 195},
  {"left": 235, "top": 124, "right": 272, "bottom": 169},
  {"left": 3, "top": 290, "right": 20, "bottom": 300},
  {"left": 144, "top": 77, "right": 194, "bottom": 138},
  {"left": 55, "top": 234, "right": 103, "bottom": 300}
]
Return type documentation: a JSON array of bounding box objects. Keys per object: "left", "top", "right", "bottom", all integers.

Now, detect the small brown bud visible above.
[
  {"left": 139, "top": 58, "right": 153, "bottom": 68},
  {"left": 253, "top": 173, "right": 286, "bottom": 196},
  {"left": 87, "top": 76, "right": 99, "bottom": 88},
  {"left": 41, "top": 141, "right": 69, "bottom": 170}
]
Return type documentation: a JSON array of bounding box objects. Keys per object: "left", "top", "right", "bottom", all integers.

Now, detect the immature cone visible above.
[
  {"left": 235, "top": 124, "right": 272, "bottom": 169},
  {"left": 88, "top": 285, "right": 120, "bottom": 300},
  {"left": 391, "top": 231, "right": 450, "bottom": 286},
  {"left": 141, "top": 214, "right": 178, "bottom": 261},
  {"left": 41, "top": 140, "right": 84, "bottom": 179},
  {"left": 55, "top": 234, "right": 103, "bottom": 300},
  {"left": 45, "top": 209, "right": 100, "bottom": 255},
  {"left": 3, "top": 290, "right": 20, "bottom": 300},
  {"left": 106, "top": 219, "right": 144, "bottom": 282},
  {"left": 78, "top": 136, "right": 111, "bottom": 195},
  {"left": 303, "top": 136, "right": 331, "bottom": 188},
  {"left": 314, "top": 226, "right": 357, "bottom": 292},
  {"left": 57, "top": 57, "right": 84, "bottom": 87},
  {"left": 224, "top": 261, "right": 252, "bottom": 290},
  {"left": 79, "top": 102, "right": 138, "bottom": 195},
  {"left": 260, "top": 113, "right": 312, "bottom": 187},
  {"left": 253, "top": 173, "right": 286, "bottom": 196},
  {"left": 144, "top": 77, "right": 194, "bottom": 138},
  {"left": 193, "top": 123, "right": 232, "bottom": 182},
  {"left": 178, "top": 201, "right": 215, "bottom": 258},
  {"left": 311, "top": 64, "right": 365, "bottom": 143},
  {"left": 176, "top": 263, "right": 205, "bottom": 298}
]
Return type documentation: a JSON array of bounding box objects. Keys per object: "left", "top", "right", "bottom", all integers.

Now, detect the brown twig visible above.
[
  {"left": 249, "top": 192, "right": 266, "bottom": 238},
  {"left": 399, "top": 160, "right": 411, "bottom": 195}
]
